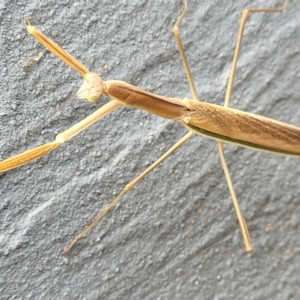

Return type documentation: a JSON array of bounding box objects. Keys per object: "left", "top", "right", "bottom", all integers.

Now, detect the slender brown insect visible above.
[{"left": 0, "top": 0, "right": 293, "bottom": 254}]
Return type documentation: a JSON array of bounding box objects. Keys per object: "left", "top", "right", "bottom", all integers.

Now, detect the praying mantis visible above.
[{"left": 0, "top": 0, "right": 298, "bottom": 259}]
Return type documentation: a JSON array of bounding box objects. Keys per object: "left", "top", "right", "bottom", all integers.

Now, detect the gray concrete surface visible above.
[{"left": 0, "top": 0, "right": 300, "bottom": 299}]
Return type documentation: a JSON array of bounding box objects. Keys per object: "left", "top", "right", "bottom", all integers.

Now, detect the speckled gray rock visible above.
[{"left": 0, "top": 1, "right": 300, "bottom": 299}]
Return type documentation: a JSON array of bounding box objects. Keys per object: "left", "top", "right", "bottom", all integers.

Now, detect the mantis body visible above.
[{"left": 0, "top": 0, "right": 296, "bottom": 255}]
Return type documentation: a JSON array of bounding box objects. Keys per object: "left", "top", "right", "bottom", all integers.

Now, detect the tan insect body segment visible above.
[
  {"left": 76, "top": 72, "right": 104, "bottom": 102},
  {"left": 183, "top": 99, "right": 300, "bottom": 156},
  {"left": 104, "top": 80, "right": 188, "bottom": 120}
]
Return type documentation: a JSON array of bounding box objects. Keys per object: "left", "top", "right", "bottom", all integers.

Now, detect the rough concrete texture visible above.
[{"left": 0, "top": 0, "right": 300, "bottom": 299}]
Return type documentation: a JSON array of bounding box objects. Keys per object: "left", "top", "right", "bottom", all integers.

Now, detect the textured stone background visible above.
[{"left": 0, "top": 1, "right": 300, "bottom": 299}]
